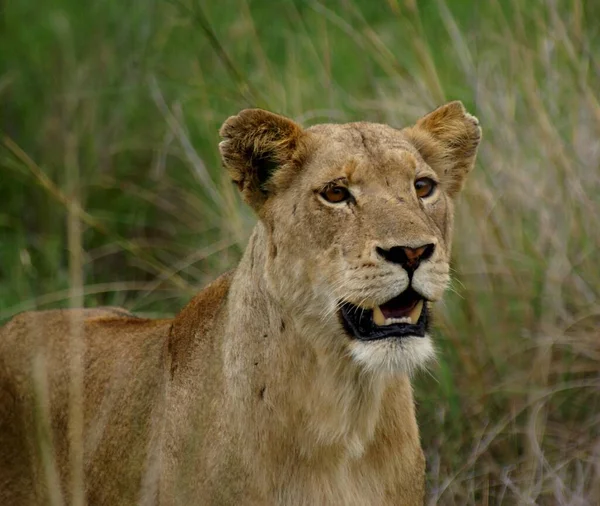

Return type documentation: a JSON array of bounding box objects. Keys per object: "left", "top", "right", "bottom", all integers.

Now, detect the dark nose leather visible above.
[{"left": 376, "top": 243, "right": 435, "bottom": 273}]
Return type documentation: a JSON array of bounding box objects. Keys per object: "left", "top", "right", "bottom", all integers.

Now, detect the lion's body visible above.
[
  {"left": 0, "top": 308, "right": 170, "bottom": 505},
  {"left": 0, "top": 102, "right": 480, "bottom": 505},
  {"left": 0, "top": 267, "right": 423, "bottom": 505}
]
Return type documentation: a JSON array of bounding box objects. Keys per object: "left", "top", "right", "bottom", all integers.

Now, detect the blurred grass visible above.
[{"left": 1, "top": 0, "right": 600, "bottom": 503}]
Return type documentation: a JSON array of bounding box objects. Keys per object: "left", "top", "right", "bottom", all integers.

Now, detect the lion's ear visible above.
[
  {"left": 219, "top": 109, "right": 305, "bottom": 211},
  {"left": 404, "top": 101, "right": 481, "bottom": 197}
]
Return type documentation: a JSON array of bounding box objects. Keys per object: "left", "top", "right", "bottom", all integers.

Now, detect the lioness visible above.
[{"left": 0, "top": 101, "right": 480, "bottom": 505}]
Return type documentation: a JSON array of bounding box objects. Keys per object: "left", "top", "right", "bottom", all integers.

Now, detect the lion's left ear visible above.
[
  {"left": 403, "top": 101, "right": 482, "bottom": 197},
  {"left": 219, "top": 109, "right": 306, "bottom": 212}
]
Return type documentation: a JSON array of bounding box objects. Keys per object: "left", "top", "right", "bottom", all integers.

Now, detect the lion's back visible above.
[{"left": 0, "top": 308, "right": 172, "bottom": 505}]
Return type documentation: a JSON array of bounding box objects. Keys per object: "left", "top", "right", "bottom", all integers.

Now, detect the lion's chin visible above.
[{"left": 348, "top": 335, "right": 435, "bottom": 376}]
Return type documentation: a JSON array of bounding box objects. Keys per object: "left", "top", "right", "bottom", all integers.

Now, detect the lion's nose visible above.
[{"left": 376, "top": 243, "right": 435, "bottom": 273}]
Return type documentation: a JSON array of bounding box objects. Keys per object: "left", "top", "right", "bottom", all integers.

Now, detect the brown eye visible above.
[
  {"left": 321, "top": 186, "right": 352, "bottom": 203},
  {"left": 414, "top": 177, "right": 436, "bottom": 199}
]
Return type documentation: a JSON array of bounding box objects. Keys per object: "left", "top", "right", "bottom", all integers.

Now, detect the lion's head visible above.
[{"left": 219, "top": 102, "right": 481, "bottom": 375}]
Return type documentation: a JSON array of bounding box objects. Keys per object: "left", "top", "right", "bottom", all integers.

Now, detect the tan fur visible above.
[{"left": 0, "top": 102, "right": 481, "bottom": 505}]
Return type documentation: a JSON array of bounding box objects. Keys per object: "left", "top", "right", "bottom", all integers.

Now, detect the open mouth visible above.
[{"left": 339, "top": 288, "right": 429, "bottom": 341}]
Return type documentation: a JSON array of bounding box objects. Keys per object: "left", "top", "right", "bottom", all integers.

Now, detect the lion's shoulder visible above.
[{"left": 167, "top": 270, "right": 234, "bottom": 376}]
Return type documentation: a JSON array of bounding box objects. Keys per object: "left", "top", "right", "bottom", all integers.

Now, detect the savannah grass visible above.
[{"left": 1, "top": 0, "right": 599, "bottom": 504}]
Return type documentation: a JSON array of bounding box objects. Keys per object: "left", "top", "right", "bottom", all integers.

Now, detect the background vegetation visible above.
[{"left": 2, "top": 0, "right": 599, "bottom": 503}]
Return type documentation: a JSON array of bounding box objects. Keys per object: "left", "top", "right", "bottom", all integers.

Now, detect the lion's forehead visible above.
[
  {"left": 307, "top": 122, "right": 414, "bottom": 151},
  {"left": 304, "top": 124, "right": 423, "bottom": 182}
]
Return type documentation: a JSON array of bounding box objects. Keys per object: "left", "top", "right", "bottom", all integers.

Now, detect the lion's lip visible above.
[{"left": 339, "top": 288, "right": 429, "bottom": 341}]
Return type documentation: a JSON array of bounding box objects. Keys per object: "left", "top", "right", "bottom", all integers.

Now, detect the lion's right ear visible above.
[{"left": 219, "top": 109, "right": 305, "bottom": 211}]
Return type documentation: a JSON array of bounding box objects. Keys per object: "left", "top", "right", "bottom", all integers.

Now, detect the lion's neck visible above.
[{"left": 222, "top": 225, "right": 409, "bottom": 460}]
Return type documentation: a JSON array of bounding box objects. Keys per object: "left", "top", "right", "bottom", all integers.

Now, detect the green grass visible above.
[{"left": 2, "top": 0, "right": 600, "bottom": 503}]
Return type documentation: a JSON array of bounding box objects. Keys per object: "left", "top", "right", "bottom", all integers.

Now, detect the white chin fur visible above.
[{"left": 348, "top": 334, "right": 435, "bottom": 376}]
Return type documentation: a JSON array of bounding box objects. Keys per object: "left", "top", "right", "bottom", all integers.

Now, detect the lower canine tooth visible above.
[
  {"left": 408, "top": 300, "right": 424, "bottom": 324},
  {"left": 373, "top": 306, "right": 386, "bottom": 326}
]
